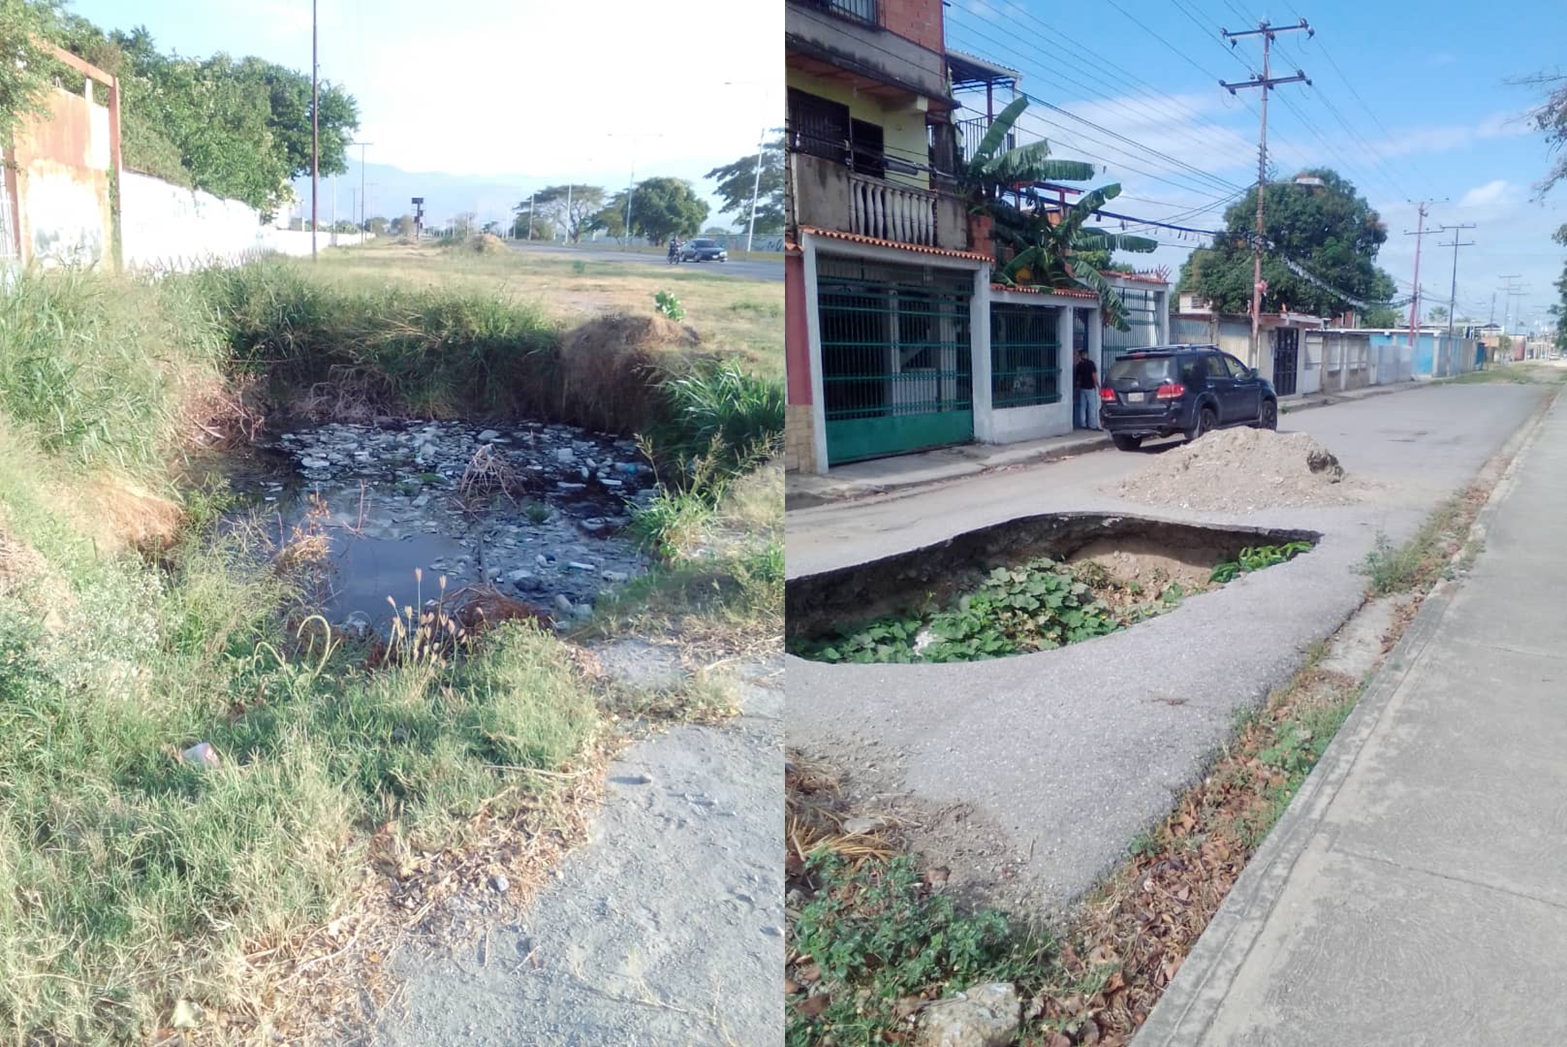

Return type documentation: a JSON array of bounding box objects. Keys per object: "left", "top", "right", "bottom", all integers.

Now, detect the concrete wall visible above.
[
  {"left": 121, "top": 170, "right": 373, "bottom": 272},
  {"left": 7, "top": 86, "right": 113, "bottom": 266}
]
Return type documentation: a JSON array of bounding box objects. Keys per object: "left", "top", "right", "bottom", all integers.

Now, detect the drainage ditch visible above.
[
  {"left": 229, "top": 418, "right": 657, "bottom": 637},
  {"left": 787, "top": 513, "right": 1319, "bottom": 664}
]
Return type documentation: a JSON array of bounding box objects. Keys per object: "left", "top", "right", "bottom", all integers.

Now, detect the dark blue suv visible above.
[{"left": 1098, "top": 345, "right": 1278, "bottom": 451}]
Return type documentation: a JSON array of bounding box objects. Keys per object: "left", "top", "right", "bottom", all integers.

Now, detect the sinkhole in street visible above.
[{"left": 786, "top": 513, "right": 1320, "bottom": 664}]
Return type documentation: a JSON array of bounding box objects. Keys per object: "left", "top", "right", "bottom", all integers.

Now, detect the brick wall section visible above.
[
  {"left": 880, "top": 0, "right": 943, "bottom": 54},
  {"left": 785, "top": 403, "right": 817, "bottom": 474}
]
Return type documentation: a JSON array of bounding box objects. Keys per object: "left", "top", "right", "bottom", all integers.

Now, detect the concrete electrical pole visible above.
[
  {"left": 1437, "top": 224, "right": 1476, "bottom": 340},
  {"left": 1403, "top": 201, "right": 1443, "bottom": 346},
  {"left": 1220, "top": 17, "right": 1313, "bottom": 367}
]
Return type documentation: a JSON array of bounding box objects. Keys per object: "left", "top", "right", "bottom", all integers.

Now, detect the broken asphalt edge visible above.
[{"left": 1132, "top": 387, "right": 1558, "bottom": 1046}]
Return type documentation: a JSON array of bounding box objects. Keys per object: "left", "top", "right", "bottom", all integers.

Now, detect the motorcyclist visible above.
[{"left": 667, "top": 236, "right": 681, "bottom": 263}]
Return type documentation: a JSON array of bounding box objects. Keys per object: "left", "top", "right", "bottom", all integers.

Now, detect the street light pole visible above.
[{"left": 746, "top": 125, "right": 766, "bottom": 254}]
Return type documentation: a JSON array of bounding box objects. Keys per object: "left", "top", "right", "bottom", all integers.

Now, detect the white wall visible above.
[{"left": 121, "top": 170, "right": 374, "bottom": 272}]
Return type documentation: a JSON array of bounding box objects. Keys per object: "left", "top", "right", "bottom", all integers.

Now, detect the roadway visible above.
[{"left": 506, "top": 240, "right": 783, "bottom": 281}]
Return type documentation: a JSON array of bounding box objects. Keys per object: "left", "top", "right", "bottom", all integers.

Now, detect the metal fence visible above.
[
  {"left": 805, "top": 0, "right": 878, "bottom": 26},
  {"left": 990, "top": 304, "right": 1061, "bottom": 408},
  {"left": 1101, "top": 286, "right": 1162, "bottom": 358},
  {"left": 817, "top": 256, "right": 974, "bottom": 463}
]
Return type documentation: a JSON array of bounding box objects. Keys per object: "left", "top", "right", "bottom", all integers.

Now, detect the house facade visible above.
[{"left": 783, "top": 0, "right": 1170, "bottom": 475}]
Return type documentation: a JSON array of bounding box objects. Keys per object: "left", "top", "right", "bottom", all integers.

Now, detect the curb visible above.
[
  {"left": 1277, "top": 380, "right": 1425, "bottom": 415},
  {"left": 1133, "top": 388, "right": 1558, "bottom": 1045}
]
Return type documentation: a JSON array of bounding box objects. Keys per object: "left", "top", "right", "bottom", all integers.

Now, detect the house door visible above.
[
  {"left": 817, "top": 256, "right": 974, "bottom": 466},
  {"left": 1273, "top": 328, "right": 1299, "bottom": 396}
]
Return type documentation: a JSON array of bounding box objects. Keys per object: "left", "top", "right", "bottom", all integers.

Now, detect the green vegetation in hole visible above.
[
  {"left": 523, "top": 501, "right": 551, "bottom": 525},
  {"left": 1209, "top": 541, "right": 1313, "bottom": 584},
  {"left": 794, "top": 559, "right": 1171, "bottom": 665}
]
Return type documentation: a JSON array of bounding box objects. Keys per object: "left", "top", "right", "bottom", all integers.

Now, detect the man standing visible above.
[{"left": 1073, "top": 348, "right": 1100, "bottom": 430}]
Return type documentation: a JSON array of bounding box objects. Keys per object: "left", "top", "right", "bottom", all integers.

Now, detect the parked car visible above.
[
  {"left": 679, "top": 238, "right": 729, "bottom": 263},
  {"left": 1097, "top": 345, "right": 1278, "bottom": 451}
]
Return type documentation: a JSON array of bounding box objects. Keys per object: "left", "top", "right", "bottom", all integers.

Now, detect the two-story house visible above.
[{"left": 783, "top": 0, "right": 1171, "bottom": 475}]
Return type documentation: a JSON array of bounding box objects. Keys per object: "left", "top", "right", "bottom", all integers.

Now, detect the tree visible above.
[
  {"left": 523, "top": 184, "right": 606, "bottom": 243},
  {"left": 625, "top": 177, "right": 709, "bottom": 244},
  {"left": 1428, "top": 305, "right": 1449, "bottom": 323},
  {"left": 451, "top": 212, "right": 476, "bottom": 239},
  {"left": 366, "top": 216, "right": 388, "bottom": 236},
  {"left": 1363, "top": 305, "right": 1401, "bottom": 328},
  {"left": 0, "top": 1, "right": 58, "bottom": 145},
  {"left": 1179, "top": 169, "right": 1397, "bottom": 320},
  {"left": 592, "top": 200, "right": 627, "bottom": 243},
  {"left": 704, "top": 133, "right": 784, "bottom": 233},
  {"left": 964, "top": 99, "right": 1156, "bottom": 329},
  {"left": 390, "top": 214, "right": 414, "bottom": 236},
  {"left": 54, "top": 17, "right": 359, "bottom": 216}
]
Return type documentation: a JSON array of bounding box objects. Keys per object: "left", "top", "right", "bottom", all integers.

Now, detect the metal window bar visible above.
[
  {"left": 818, "top": 259, "right": 972, "bottom": 424},
  {"left": 1101, "top": 286, "right": 1161, "bottom": 358},
  {"left": 804, "top": 0, "right": 878, "bottom": 26},
  {"left": 990, "top": 304, "right": 1061, "bottom": 408}
]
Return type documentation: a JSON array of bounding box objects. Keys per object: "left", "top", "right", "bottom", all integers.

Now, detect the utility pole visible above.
[
  {"left": 1497, "top": 275, "right": 1522, "bottom": 330},
  {"left": 1220, "top": 17, "right": 1313, "bottom": 368},
  {"left": 357, "top": 142, "right": 373, "bottom": 229},
  {"left": 331, "top": 173, "right": 337, "bottom": 248},
  {"left": 747, "top": 125, "right": 767, "bottom": 254},
  {"left": 1488, "top": 290, "right": 1496, "bottom": 325},
  {"left": 1437, "top": 224, "right": 1475, "bottom": 340},
  {"left": 1403, "top": 200, "right": 1442, "bottom": 346},
  {"left": 311, "top": 0, "right": 318, "bottom": 260},
  {"left": 528, "top": 192, "right": 535, "bottom": 240}
]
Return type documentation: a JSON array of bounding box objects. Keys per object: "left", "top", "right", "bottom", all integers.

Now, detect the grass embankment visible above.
[
  {"left": 314, "top": 238, "right": 784, "bottom": 381},
  {"left": 786, "top": 492, "right": 1500, "bottom": 1046},
  {"left": 0, "top": 254, "right": 781, "bottom": 1043}
]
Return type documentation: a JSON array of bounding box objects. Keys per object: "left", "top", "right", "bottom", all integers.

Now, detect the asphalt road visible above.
[
  {"left": 785, "top": 383, "right": 1551, "bottom": 914},
  {"left": 507, "top": 240, "right": 784, "bottom": 282}
]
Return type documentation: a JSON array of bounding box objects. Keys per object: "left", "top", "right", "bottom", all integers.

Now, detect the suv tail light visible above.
[
  {"left": 1155, "top": 382, "right": 1186, "bottom": 400},
  {"left": 1098, "top": 387, "right": 1116, "bottom": 402}
]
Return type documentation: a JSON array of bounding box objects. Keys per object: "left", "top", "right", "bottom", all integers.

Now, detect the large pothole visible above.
[
  {"left": 787, "top": 513, "right": 1319, "bottom": 663},
  {"left": 230, "top": 419, "right": 656, "bottom": 634}
]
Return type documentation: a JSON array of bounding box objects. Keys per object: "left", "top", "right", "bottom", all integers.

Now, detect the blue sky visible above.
[
  {"left": 946, "top": 0, "right": 1567, "bottom": 331},
  {"left": 65, "top": 0, "right": 780, "bottom": 232},
  {"left": 65, "top": 0, "right": 1565, "bottom": 327}
]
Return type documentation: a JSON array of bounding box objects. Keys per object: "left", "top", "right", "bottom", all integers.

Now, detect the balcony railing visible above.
[
  {"left": 848, "top": 171, "right": 938, "bottom": 247},
  {"left": 954, "top": 115, "right": 1015, "bottom": 166},
  {"left": 804, "top": 0, "right": 879, "bottom": 26}
]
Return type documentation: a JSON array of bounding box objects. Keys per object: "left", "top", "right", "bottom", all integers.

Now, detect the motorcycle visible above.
[{"left": 667, "top": 243, "right": 681, "bottom": 265}]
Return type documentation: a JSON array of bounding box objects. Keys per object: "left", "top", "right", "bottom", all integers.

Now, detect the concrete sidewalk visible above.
[
  {"left": 785, "top": 382, "right": 1424, "bottom": 510},
  {"left": 1137, "top": 392, "right": 1567, "bottom": 1046}
]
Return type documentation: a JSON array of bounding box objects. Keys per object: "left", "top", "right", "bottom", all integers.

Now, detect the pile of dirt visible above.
[
  {"left": 1115, "top": 428, "right": 1351, "bottom": 512},
  {"left": 465, "top": 233, "right": 507, "bottom": 255},
  {"left": 557, "top": 313, "right": 703, "bottom": 431},
  {"left": 1068, "top": 537, "right": 1221, "bottom": 594}
]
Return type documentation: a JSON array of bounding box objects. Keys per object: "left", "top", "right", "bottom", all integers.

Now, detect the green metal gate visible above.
[
  {"left": 817, "top": 256, "right": 973, "bottom": 465},
  {"left": 991, "top": 304, "right": 1062, "bottom": 407}
]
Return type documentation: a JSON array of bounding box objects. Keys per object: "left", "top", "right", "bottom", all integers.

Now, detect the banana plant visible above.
[{"left": 961, "top": 98, "right": 1158, "bottom": 329}]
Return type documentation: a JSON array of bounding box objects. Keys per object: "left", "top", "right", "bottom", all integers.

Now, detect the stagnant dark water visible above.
[{"left": 230, "top": 419, "right": 656, "bottom": 635}]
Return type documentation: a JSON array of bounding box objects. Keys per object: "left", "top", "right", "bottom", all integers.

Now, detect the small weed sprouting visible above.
[
  {"left": 384, "top": 569, "right": 470, "bottom": 669},
  {"left": 523, "top": 500, "right": 552, "bottom": 525},
  {"left": 1209, "top": 541, "right": 1313, "bottom": 584},
  {"left": 654, "top": 290, "right": 685, "bottom": 321},
  {"left": 572, "top": 260, "right": 587, "bottom": 274},
  {"left": 789, "top": 853, "right": 1053, "bottom": 1047}
]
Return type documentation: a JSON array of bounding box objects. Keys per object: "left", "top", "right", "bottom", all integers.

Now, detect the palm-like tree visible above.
[{"left": 963, "top": 98, "right": 1158, "bottom": 330}]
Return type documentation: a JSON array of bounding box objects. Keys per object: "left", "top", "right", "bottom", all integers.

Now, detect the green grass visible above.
[
  {"left": 0, "top": 260, "right": 782, "bottom": 1042},
  {"left": 1359, "top": 493, "right": 1467, "bottom": 595}
]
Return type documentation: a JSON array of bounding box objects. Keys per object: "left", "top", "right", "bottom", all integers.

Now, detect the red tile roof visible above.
[
  {"left": 991, "top": 282, "right": 1098, "bottom": 299},
  {"left": 798, "top": 226, "right": 993, "bottom": 263}
]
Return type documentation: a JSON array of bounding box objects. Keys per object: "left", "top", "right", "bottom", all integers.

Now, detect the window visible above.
[
  {"left": 1222, "top": 354, "right": 1250, "bottom": 378},
  {"left": 991, "top": 305, "right": 1061, "bottom": 407},
  {"left": 850, "top": 119, "right": 885, "bottom": 179},
  {"left": 1205, "top": 354, "right": 1229, "bottom": 379},
  {"left": 788, "top": 88, "right": 849, "bottom": 162}
]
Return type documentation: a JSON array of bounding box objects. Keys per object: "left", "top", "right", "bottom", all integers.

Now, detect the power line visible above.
[{"left": 1436, "top": 223, "right": 1477, "bottom": 338}]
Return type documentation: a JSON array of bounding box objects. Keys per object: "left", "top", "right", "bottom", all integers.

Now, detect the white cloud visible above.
[{"left": 1459, "top": 179, "right": 1510, "bottom": 209}]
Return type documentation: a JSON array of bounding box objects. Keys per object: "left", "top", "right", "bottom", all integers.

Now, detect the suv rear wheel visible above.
[
  {"left": 1186, "top": 406, "right": 1217, "bottom": 442},
  {"left": 1111, "top": 434, "right": 1143, "bottom": 452}
]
